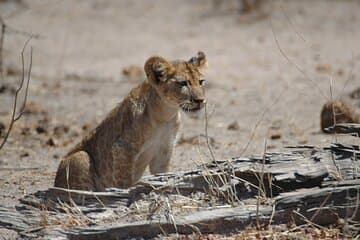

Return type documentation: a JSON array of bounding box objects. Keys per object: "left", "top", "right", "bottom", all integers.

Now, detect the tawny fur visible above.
[{"left": 54, "top": 52, "right": 208, "bottom": 191}]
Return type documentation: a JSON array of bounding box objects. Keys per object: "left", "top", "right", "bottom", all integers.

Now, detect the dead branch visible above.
[
  {"left": 327, "top": 123, "right": 360, "bottom": 137},
  {"left": 0, "top": 143, "right": 358, "bottom": 238},
  {"left": 0, "top": 17, "right": 5, "bottom": 80},
  {"left": 269, "top": 15, "right": 328, "bottom": 100},
  {"left": 0, "top": 16, "right": 39, "bottom": 80},
  {"left": 239, "top": 86, "right": 286, "bottom": 157},
  {"left": 0, "top": 37, "right": 33, "bottom": 151},
  {"left": 0, "top": 16, "right": 40, "bottom": 39}
]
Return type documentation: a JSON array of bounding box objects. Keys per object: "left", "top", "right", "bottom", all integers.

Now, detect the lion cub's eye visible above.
[
  {"left": 177, "top": 81, "right": 188, "bottom": 87},
  {"left": 199, "top": 79, "right": 206, "bottom": 86}
]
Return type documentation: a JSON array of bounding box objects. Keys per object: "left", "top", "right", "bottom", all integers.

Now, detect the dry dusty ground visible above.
[{"left": 0, "top": 0, "right": 359, "bottom": 238}]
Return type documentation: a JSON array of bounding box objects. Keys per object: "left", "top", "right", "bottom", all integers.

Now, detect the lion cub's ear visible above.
[
  {"left": 144, "top": 56, "right": 175, "bottom": 84},
  {"left": 189, "top": 51, "right": 208, "bottom": 72}
]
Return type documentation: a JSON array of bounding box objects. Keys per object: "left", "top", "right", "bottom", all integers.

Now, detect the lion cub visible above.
[{"left": 54, "top": 52, "right": 208, "bottom": 191}]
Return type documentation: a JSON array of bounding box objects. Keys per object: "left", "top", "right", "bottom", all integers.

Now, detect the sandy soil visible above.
[{"left": 0, "top": 0, "right": 359, "bottom": 238}]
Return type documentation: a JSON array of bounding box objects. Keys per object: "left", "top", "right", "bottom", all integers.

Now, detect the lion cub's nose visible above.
[{"left": 193, "top": 98, "right": 206, "bottom": 104}]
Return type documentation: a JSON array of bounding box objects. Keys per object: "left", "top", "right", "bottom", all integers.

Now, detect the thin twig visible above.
[
  {"left": 329, "top": 78, "right": 343, "bottom": 179},
  {"left": 4, "top": 24, "right": 40, "bottom": 39},
  {"left": 0, "top": 37, "right": 33, "bottom": 151},
  {"left": 293, "top": 210, "right": 325, "bottom": 230},
  {"left": 269, "top": 16, "right": 328, "bottom": 100},
  {"left": 337, "top": 52, "right": 355, "bottom": 100},
  {"left": 329, "top": 76, "right": 338, "bottom": 143},
  {"left": 0, "top": 18, "right": 4, "bottom": 80},
  {"left": 204, "top": 103, "right": 239, "bottom": 205},
  {"left": 350, "top": 187, "right": 359, "bottom": 221},
  {"left": 256, "top": 137, "right": 267, "bottom": 230},
  {"left": 279, "top": 5, "right": 306, "bottom": 43},
  {"left": 0, "top": 16, "right": 40, "bottom": 39},
  {"left": 310, "top": 192, "right": 332, "bottom": 222},
  {"left": 239, "top": 86, "right": 286, "bottom": 157},
  {"left": 203, "top": 104, "right": 228, "bottom": 193},
  {"left": 204, "top": 103, "right": 216, "bottom": 162},
  {"left": 278, "top": 3, "right": 357, "bottom": 105},
  {"left": 0, "top": 167, "right": 40, "bottom": 171},
  {"left": 0, "top": 16, "right": 39, "bottom": 81}
]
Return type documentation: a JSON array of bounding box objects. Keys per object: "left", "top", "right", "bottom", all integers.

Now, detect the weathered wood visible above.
[
  {"left": 0, "top": 207, "right": 30, "bottom": 231},
  {"left": 0, "top": 143, "right": 359, "bottom": 239},
  {"left": 20, "top": 143, "right": 359, "bottom": 208},
  {"left": 327, "top": 123, "right": 360, "bottom": 136},
  {"left": 18, "top": 187, "right": 130, "bottom": 211},
  {"left": 67, "top": 205, "right": 272, "bottom": 240},
  {"left": 66, "top": 181, "right": 360, "bottom": 239},
  {"left": 135, "top": 145, "right": 358, "bottom": 199},
  {"left": 275, "top": 180, "right": 360, "bottom": 224},
  {"left": 46, "top": 187, "right": 130, "bottom": 207}
]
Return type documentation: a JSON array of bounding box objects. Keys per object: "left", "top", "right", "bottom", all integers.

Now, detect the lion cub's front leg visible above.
[
  {"left": 149, "top": 146, "right": 173, "bottom": 174},
  {"left": 149, "top": 121, "right": 180, "bottom": 175}
]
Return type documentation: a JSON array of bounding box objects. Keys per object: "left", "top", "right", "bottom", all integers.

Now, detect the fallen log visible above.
[
  {"left": 67, "top": 181, "right": 360, "bottom": 239},
  {"left": 0, "top": 143, "right": 358, "bottom": 239},
  {"left": 327, "top": 123, "right": 360, "bottom": 136}
]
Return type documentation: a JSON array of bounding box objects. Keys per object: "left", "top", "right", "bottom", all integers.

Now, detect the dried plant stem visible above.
[
  {"left": 256, "top": 138, "right": 267, "bottom": 230},
  {"left": 337, "top": 52, "right": 355, "bottom": 100},
  {"left": 279, "top": 3, "right": 356, "bottom": 102},
  {"left": 269, "top": 16, "right": 328, "bottom": 100},
  {"left": 204, "top": 103, "right": 239, "bottom": 205},
  {"left": 0, "top": 16, "right": 39, "bottom": 81},
  {"left": 204, "top": 103, "right": 216, "bottom": 162},
  {"left": 0, "top": 18, "right": 4, "bottom": 80},
  {"left": 329, "top": 76, "right": 338, "bottom": 143},
  {"left": 239, "top": 86, "right": 286, "bottom": 157},
  {"left": 0, "top": 37, "right": 33, "bottom": 151},
  {"left": 309, "top": 192, "right": 331, "bottom": 222},
  {"left": 279, "top": 5, "right": 306, "bottom": 43}
]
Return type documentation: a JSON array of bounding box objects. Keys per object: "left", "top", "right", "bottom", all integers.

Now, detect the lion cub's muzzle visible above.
[{"left": 181, "top": 98, "right": 206, "bottom": 112}]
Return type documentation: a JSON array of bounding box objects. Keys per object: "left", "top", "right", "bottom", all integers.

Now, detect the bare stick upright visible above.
[{"left": 0, "top": 37, "right": 33, "bottom": 151}]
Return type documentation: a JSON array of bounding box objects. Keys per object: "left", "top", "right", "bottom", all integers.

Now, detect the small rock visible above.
[
  {"left": 177, "top": 134, "right": 216, "bottom": 147},
  {"left": 20, "top": 152, "right": 29, "bottom": 158},
  {"left": 53, "top": 124, "right": 70, "bottom": 138},
  {"left": 0, "top": 85, "right": 6, "bottom": 94},
  {"left": 0, "top": 121, "right": 5, "bottom": 137},
  {"left": 337, "top": 69, "right": 344, "bottom": 76},
  {"left": 270, "top": 120, "right": 282, "bottom": 130},
  {"left": 82, "top": 120, "right": 97, "bottom": 132},
  {"left": 270, "top": 131, "right": 282, "bottom": 140},
  {"left": 20, "top": 127, "right": 31, "bottom": 136},
  {"left": 316, "top": 64, "right": 332, "bottom": 73},
  {"left": 122, "top": 65, "right": 144, "bottom": 82},
  {"left": 46, "top": 138, "right": 57, "bottom": 147},
  {"left": 5, "top": 63, "right": 22, "bottom": 76},
  {"left": 34, "top": 117, "right": 50, "bottom": 135},
  {"left": 35, "top": 125, "right": 47, "bottom": 134},
  {"left": 24, "top": 102, "right": 47, "bottom": 115},
  {"left": 349, "top": 87, "right": 360, "bottom": 99},
  {"left": 0, "top": 83, "right": 16, "bottom": 94},
  {"left": 82, "top": 123, "right": 91, "bottom": 131},
  {"left": 65, "top": 72, "right": 81, "bottom": 80},
  {"left": 227, "top": 121, "right": 240, "bottom": 131},
  {"left": 298, "top": 139, "right": 308, "bottom": 144},
  {"left": 320, "top": 100, "right": 359, "bottom": 133}
]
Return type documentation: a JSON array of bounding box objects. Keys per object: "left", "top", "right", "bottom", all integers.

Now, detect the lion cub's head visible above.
[{"left": 144, "top": 52, "right": 208, "bottom": 114}]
